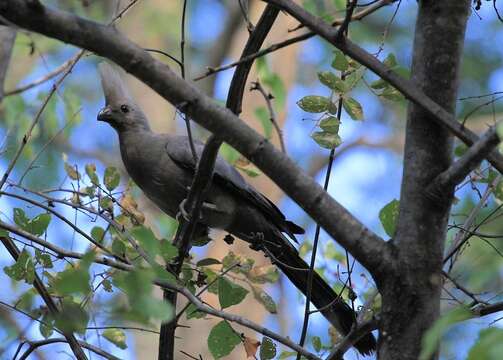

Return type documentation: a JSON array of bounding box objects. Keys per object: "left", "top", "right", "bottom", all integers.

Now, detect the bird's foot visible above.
[{"left": 176, "top": 199, "right": 191, "bottom": 222}]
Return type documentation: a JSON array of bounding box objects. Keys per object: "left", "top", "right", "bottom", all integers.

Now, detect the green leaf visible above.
[
  {"left": 279, "top": 351, "right": 296, "bottom": 359},
  {"left": 4, "top": 249, "right": 35, "bottom": 284},
  {"left": 131, "top": 226, "right": 159, "bottom": 259},
  {"left": 497, "top": 121, "right": 503, "bottom": 140},
  {"left": 454, "top": 143, "right": 468, "bottom": 157},
  {"left": 297, "top": 96, "right": 331, "bottom": 113},
  {"left": 312, "top": 336, "right": 322, "bottom": 352},
  {"left": 319, "top": 116, "right": 340, "bottom": 133},
  {"left": 344, "top": 66, "right": 365, "bottom": 90},
  {"left": 112, "top": 268, "right": 173, "bottom": 323},
  {"left": 311, "top": 131, "right": 342, "bottom": 149},
  {"left": 39, "top": 314, "right": 54, "bottom": 339},
  {"left": 260, "top": 337, "right": 277, "bottom": 360},
  {"left": 420, "top": 306, "right": 472, "bottom": 360},
  {"left": 54, "top": 299, "right": 89, "bottom": 335},
  {"left": 51, "top": 253, "right": 94, "bottom": 295},
  {"left": 331, "top": 49, "right": 349, "bottom": 71},
  {"left": 379, "top": 199, "right": 399, "bottom": 237},
  {"left": 112, "top": 238, "right": 126, "bottom": 257},
  {"left": 317, "top": 71, "right": 346, "bottom": 92},
  {"left": 102, "top": 279, "right": 113, "bottom": 292},
  {"left": 379, "top": 86, "right": 404, "bottom": 102},
  {"left": 207, "top": 321, "right": 241, "bottom": 359},
  {"left": 370, "top": 78, "right": 388, "bottom": 89},
  {"left": 467, "top": 327, "right": 503, "bottom": 360},
  {"left": 160, "top": 239, "right": 178, "bottom": 263},
  {"left": 13, "top": 209, "right": 51, "bottom": 236},
  {"left": 252, "top": 286, "right": 277, "bottom": 314},
  {"left": 13, "top": 208, "right": 30, "bottom": 230},
  {"left": 104, "top": 166, "right": 120, "bottom": 191},
  {"left": 197, "top": 258, "right": 221, "bottom": 267},
  {"left": 218, "top": 277, "right": 248, "bottom": 309},
  {"left": 342, "top": 97, "right": 364, "bottom": 120},
  {"left": 91, "top": 226, "right": 106, "bottom": 244},
  {"left": 103, "top": 328, "right": 127, "bottom": 349},
  {"left": 85, "top": 163, "right": 99, "bottom": 185},
  {"left": 35, "top": 249, "right": 53, "bottom": 268},
  {"left": 383, "top": 53, "right": 398, "bottom": 68},
  {"left": 186, "top": 303, "right": 205, "bottom": 320},
  {"left": 255, "top": 106, "right": 272, "bottom": 139}
]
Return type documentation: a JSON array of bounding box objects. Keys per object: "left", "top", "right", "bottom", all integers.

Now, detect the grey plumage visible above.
[{"left": 97, "top": 63, "right": 376, "bottom": 355}]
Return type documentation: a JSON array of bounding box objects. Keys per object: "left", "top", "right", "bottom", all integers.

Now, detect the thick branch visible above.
[
  {"left": 262, "top": 0, "right": 503, "bottom": 174},
  {"left": 0, "top": 0, "right": 389, "bottom": 273}
]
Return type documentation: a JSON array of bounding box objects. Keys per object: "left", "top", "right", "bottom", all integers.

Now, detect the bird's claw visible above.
[{"left": 176, "top": 199, "right": 191, "bottom": 222}]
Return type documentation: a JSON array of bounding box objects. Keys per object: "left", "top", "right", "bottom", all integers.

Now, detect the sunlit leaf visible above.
[
  {"left": 103, "top": 328, "right": 127, "bottom": 349},
  {"left": 104, "top": 166, "right": 120, "bottom": 191},
  {"left": 91, "top": 226, "right": 106, "bottom": 244},
  {"left": 4, "top": 249, "right": 35, "bottom": 284},
  {"left": 319, "top": 116, "right": 340, "bottom": 133},
  {"left": 331, "top": 49, "right": 349, "bottom": 71},
  {"left": 379, "top": 199, "right": 400, "bottom": 237},
  {"left": 342, "top": 97, "right": 364, "bottom": 120},
  {"left": 85, "top": 163, "right": 99, "bottom": 185},
  {"left": 317, "top": 71, "right": 346, "bottom": 92},
  {"left": 252, "top": 286, "right": 277, "bottom": 314},
  {"left": 297, "top": 96, "right": 331, "bottom": 113},
  {"left": 64, "top": 162, "right": 80, "bottom": 180},
  {"left": 312, "top": 131, "right": 342, "bottom": 149}
]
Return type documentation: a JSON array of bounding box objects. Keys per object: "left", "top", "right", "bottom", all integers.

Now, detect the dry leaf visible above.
[{"left": 243, "top": 336, "right": 261, "bottom": 358}]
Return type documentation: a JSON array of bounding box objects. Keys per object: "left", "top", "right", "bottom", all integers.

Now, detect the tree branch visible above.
[
  {"left": 17, "top": 338, "right": 120, "bottom": 360},
  {"left": 262, "top": 0, "right": 503, "bottom": 175},
  {"left": 0, "top": 0, "right": 389, "bottom": 274}
]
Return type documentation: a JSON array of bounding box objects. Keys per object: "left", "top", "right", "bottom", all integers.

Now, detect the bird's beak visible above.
[{"left": 97, "top": 106, "right": 113, "bottom": 122}]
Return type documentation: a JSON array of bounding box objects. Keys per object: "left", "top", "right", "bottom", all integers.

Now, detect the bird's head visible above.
[{"left": 97, "top": 63, "right": 150, "bottom": 132}]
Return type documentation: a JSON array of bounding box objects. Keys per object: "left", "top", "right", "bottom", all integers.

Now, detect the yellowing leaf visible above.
[
  {"left": 342, "top": 97, "right": 364, "bottom": 120},
  {"left": 103, "top": 328, "right": 127, "bottom": 349},
  {"left": 243, "top": 336, "right": 260, "bottom": 358},
  {"left": 312, "top": 131, "right": 342, "bottom": 149},
  {"left": 297, "top": 95, "right": 331, "bottom": 113}
]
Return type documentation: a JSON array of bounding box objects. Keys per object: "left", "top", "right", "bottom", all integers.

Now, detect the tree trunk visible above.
[{"left": 378, "top": 1, "right": 471, "bottom": 359}]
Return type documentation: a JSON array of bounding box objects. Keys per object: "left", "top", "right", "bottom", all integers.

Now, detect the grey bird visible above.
[{"left": 97, "top": 63, "right": 376, "bottom": 355}]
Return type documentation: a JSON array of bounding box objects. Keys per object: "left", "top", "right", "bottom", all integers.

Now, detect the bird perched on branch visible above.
[{"left": 97, "top": 63, "right": 376, "bottom": 355}]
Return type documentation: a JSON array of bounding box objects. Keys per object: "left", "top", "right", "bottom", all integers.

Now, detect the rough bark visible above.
[{"left": 378, "top": 1, "right": 471, "bottom": 359}]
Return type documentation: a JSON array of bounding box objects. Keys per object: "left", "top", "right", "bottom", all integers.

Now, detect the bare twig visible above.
[
  {"left": 426, "top": 125, "right": 501, "bottom": 202},
  {"left": 250, "top": 80, "right": 286, "bottom": 153},
  {"left": 193, "top": 0, "right": 395, "bottom": 82},
  {"left": 17, "top": 338, "right": 120, "bottom": 360}
]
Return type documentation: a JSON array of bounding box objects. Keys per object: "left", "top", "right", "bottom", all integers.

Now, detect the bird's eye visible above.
[{"left": 120, "top": 105, "right": 129, "bottom": 113}]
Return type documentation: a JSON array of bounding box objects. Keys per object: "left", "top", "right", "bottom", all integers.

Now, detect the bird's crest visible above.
[{"left": 98, "top": 62, "right": 134, "bottom": 106}]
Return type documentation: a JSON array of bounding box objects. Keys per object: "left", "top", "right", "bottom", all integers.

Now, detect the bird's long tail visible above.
[{"left": 263, "top": 233, "right": 377, "bottom": 356}]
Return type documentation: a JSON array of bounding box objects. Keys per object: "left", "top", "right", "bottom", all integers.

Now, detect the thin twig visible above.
[
  {"left": 250, "top": 80, "right": 286, "bottom": 153},
  {"left": 193, "top": 0, "right": 394, "bottom": 82}
]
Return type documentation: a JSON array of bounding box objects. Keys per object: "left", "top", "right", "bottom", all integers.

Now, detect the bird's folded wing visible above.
[{"left": 164, "top": 136, "right": 302, "bottom": 238}]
